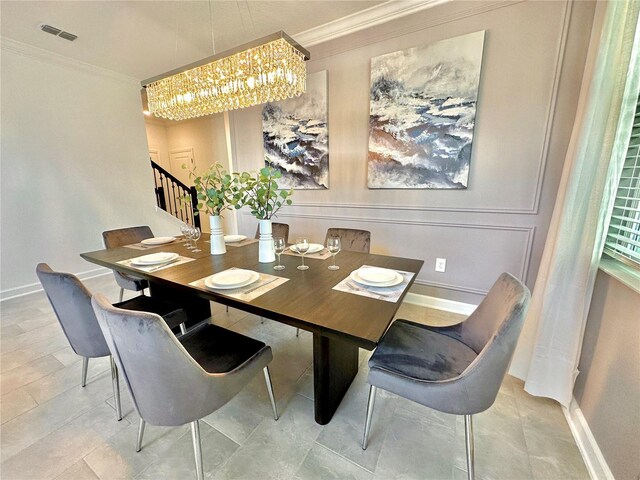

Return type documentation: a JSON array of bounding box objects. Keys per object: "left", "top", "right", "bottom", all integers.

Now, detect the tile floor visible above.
[{"left": 0, "top": 274, "right": 590, "bottom": 480}]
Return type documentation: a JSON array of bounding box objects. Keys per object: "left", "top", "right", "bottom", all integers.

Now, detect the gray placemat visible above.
[
  {"left": 332, "top": 266, "right": 414, "bottom": 303},
  {"left": 190, "top": 268, "right": 288, "bottom": 301},
  {"left": 225, "top": 238, "right": 259, "bottom": 248}
]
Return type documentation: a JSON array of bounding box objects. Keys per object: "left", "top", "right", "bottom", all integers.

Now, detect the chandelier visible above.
[{"left": 141, "top": 31, "right": 309, "bottom": 121}]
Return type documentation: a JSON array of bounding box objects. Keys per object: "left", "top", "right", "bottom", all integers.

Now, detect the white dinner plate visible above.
[
  {"left": 350, "top": 269, "right": 403, "bottom": 288},
  {"left": 205, "top": 270, "right": 260, "bottom": 290},
  {"left": 224, "top": 235, "right": 247, "bottom": 243},
  {"left": 290, "top": 243, "right": 324, "bottom": 254},
  {"left": 131, "top": 252, "right": 179, "bottom": 266},
  {"left": 141, "top": 236, "right": 176, "bottom": 246},
  {"left": 357, "top": 267, "right": 397, "bottom": 284}
]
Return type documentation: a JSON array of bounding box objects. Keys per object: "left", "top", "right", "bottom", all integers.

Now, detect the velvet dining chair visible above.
[
  {"left": 36, "top": 263, "right": 188, "bottom": 421},
  {"left": 102, "top": 226, "right": 154, "bottom": 302},
  {"left": 91, "top": 293, "right": 278, "bottom": 480},
  {"left": 361, "top": 273, "right": 530, "bottom": 480}
]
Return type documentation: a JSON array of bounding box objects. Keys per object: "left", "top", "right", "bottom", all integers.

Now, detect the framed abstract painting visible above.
[
  {"left": 263, "top": 70, "right": 329, "bottom": 189},
  {"left": 368, "top": 31, "right": 485, "bottom": 189}
]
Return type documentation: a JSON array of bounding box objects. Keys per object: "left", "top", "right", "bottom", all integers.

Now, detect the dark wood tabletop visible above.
[
  {"left": 81, "top": 233, "right": 423, "bottom": 424},
  {"left": 81, "top": 234, "right": 423, "bottom": 350}
]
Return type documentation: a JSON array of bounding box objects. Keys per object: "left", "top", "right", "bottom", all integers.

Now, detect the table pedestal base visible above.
[
  {"left": 149, "top": 282, "right": 211, "bottom": 329},
  {"left": 313, "top": 334, "right": 359, "bottom": 425}
]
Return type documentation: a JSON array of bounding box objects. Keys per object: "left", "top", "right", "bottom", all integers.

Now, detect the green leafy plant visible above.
[
  {"left": 182, "top": 163, "right": 233, "bottom": 216},
  {"left": 232, "top": 167, "right": 293, "bottom": 220}
]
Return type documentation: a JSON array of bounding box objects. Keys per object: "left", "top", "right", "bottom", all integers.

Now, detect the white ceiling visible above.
[{"left": 0, "top": 0, "right": 385, "bottom": 80}]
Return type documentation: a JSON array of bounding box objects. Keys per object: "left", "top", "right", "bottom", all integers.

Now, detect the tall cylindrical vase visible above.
[
  {"left": 258, "top": 219, "right": 275, "bottom": 263},
  {"left": 209, "top": 215, "right": 226, "bottom": 255}
]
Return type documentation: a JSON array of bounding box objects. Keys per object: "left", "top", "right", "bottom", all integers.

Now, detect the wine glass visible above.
[
  {"left": 191, "top": 227, "right": 202, "bottom": 252},
  {"left": 181, "top": 224, "right": 192, "bottom": 249},
  {"left": 183, "top": 225, "right": 194, "bottom": 250},
  {"left": 295, "top": 237, "right": 310, "bottom": 271},
  {"left": 273, "top": 237, "right": 286, "bottom": 270},
  {"left": 327, "top": 236, "right": 341, "bottom": 270}
]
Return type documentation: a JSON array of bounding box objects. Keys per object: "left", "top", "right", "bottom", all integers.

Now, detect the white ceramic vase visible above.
[
  {"left": 209, "top": 215, "right": 226, "bottom": 255},
  {"left": 258, "top": 219, "right": 275, "bottom": 263}
]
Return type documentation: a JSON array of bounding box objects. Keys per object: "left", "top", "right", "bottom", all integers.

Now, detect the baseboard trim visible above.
[
  {"left": 563, "top": 397, "right": 615, "bottom": 480},
  {"left": 404, "top": 292, "right": 477, "bottom": 315},
  {"left": 0, "top": 268, "right": 111, "bottom": 302}
]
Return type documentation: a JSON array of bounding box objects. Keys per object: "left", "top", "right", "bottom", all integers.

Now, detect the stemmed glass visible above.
[
  {"left": 191, "top": 227, "right": 202, "bottom": 252},
  {"left": 295, "top": 237, "right": 310, "bottom": 271},
  {"left": 184, "top": 225, "right": 194, "bottom": 250},
  {"left": 273, "top": 237, "right": 286, "bottom": 271},
  {"left": 180, "top": 223, "right": 191, "bottom": 248},
  {"left": 327, "top": 236, "right": 341, "bottom": 270}
]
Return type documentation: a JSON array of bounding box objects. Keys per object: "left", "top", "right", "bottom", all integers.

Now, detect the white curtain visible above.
[{"left": 510, "top": 0, "right": 640, "bottom": 407}]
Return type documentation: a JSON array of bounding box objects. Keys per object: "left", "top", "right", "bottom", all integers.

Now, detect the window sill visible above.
[{"left": 599, "top": 255, "right": 640, "bottom": 295}]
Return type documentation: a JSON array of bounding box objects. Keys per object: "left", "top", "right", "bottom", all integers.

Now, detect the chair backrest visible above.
[
  {"left": 35, "top": 263, "right": 110, "bottom": 358},
  {"left": 456, "top": 273, "right": 530, "bottom": 412},
  {"left": 91, "top": 293, "right": 244, "bottom": 426},
  {"left": 325, "top": 228, "right": 371, "bottom": 253},
  {"left": 102, "top": 226, "right": 154, "bottom": 249},
  {"left": 254, "top": 222, "right": 290, "bottom": 244}
]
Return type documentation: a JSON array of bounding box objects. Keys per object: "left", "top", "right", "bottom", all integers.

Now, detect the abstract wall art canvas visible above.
[
  {"left": 368, "top": 31, "right": 485, "bottom": 189},
  {"left": 263, "top": 70, "right": 329, "bottom": 189}
]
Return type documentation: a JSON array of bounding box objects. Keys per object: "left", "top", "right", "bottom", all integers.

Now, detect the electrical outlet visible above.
[{"left": 435, "top": 258, "right": 446, "bottom": 272}]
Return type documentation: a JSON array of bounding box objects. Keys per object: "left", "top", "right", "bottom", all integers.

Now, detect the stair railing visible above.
[{"left": 150, "top": 159, "right": 201, "bottom": 229}]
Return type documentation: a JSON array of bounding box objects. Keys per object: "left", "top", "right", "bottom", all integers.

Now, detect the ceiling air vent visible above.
[{"left": 39, "top": 24, "right": 77, "bottom": 42}]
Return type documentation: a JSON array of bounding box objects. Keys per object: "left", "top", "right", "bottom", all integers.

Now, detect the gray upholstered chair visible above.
[
  {"left": 362, "top": 273, "right": 530, "bottom": 480},
  {"left": 91, "top": 293, "right": 279, "bottom": 480},
  {"left": 36, "top": 263, "right": 188, "bottom": 421},
  {"left": 325, "top": 228, "right": 371, "bottom": 254},
  {"left": 254, "top": 222, "right": 290, "bottom": 244},
  {"left": 102, "top": 226, "right": 154, "bottom": 302}
]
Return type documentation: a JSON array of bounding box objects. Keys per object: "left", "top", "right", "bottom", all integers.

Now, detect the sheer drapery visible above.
[{"left": 510, "top": 0, "right": 640, "bottom": 406}]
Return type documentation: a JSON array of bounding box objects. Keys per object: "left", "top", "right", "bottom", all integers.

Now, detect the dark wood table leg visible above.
[
  {"left": 148, "top": 281, "right": 211, "bottom": 328},
  {"left": 313, "top": 333, "right": 359, "bottom": 425}
]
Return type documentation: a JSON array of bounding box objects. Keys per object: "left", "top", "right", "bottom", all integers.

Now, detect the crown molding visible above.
[
  {"left": 0, "top": 37, "right": 139, "bottom": 86},
  {"left": 294, "top": 0, "right": 451, "bottom": 47}
]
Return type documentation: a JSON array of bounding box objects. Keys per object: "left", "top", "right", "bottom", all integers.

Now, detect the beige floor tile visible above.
[
  {"left": 0, "top": 387, "right": 38, "bottom": 424},
  {"left": 54, "top": 459, "right": 100, "bottom": 480},
  {"left": 1, "top": 402, "right": 130, "bottom": 480},
  {"left": 0, "top": 354, "right": 65, "bottom": 396}
]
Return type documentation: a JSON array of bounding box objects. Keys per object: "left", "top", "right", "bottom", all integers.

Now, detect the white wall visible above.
[
  {"left": 0, "top": 39, "right": 181, "bottom": 298},
  {"left": 144, "top": 120, "right": 170, "bottom": 171},
  {"left": 230, "top": 0, "right": 596, "bottom": 304}
]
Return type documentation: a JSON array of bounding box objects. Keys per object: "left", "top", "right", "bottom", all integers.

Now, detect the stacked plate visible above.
[
  {"left": 351, "top": 267, "right": 403, "bottom": 287},
  {"left": 224, "top": 235, "right": 247, "bottom": 243},
  {"left": 290, "top": 243, "right": 324, "bottom": 254},
  {"left": 205, "top": 269, "right": 260, "bottom": 290},
  {"left": 130, "top": 252, "right": 179, "bottom": 267},
  {"left": 140, "top": 236, "right": 176, "bottom": 246}
]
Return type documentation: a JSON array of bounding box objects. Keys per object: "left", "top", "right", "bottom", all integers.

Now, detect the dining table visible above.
[{"left": 80, "top": 233, "right": 423, "bottom": 425}]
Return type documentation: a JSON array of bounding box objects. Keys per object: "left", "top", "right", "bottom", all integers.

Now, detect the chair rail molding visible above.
[{"left": 241, "top": 211, "right": 536, "bottom": 296}]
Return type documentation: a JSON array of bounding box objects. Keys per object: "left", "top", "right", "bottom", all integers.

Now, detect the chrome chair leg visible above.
[
  {"left": 136, "top": 418, "right": 146, "bottom": 452},
  {"left": 296, "top": 328, "right": 299, "bottom": 337},
  {"left": 465, "top": 414, "right": 475, "bottom": 480},
  {"left": 362, "top": 385, "right": 377, "bottom": 450},
  {"left": 179, "top": 323, "right": 187, "bottom": 335},
  {"left": 191, "top": 420, "right": 204, "bottom": 480},
  {"left": 119, "top": 288, "right": 124, "bottom": 302},
  {"left": 81, "top": 357, "right": 89, "bottom": 387},
  {"left": 110, "top": 356, "right": 122, "bottom": 421},
  {"left": 226, "top": 306, "right": 229, "bottom": 313},
  {"left": 263, "top": 367, "right": 279, "bottom": 421}
]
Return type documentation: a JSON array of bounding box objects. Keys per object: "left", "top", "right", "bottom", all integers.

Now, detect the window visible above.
[{"left": 604, "top": 93, "right": 640, "bottom": 268}]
